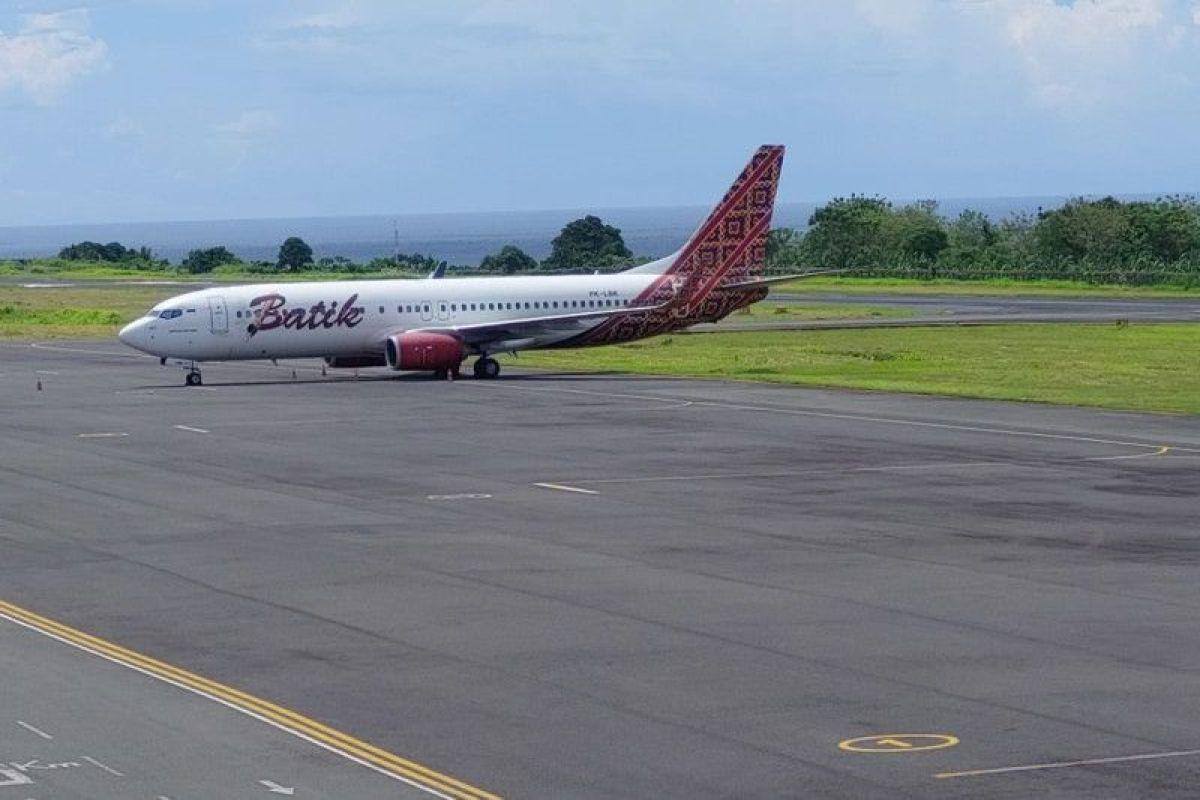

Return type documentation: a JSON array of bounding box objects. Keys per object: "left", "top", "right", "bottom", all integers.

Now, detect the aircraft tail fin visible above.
[
  {"left": 624, "top": 144, "right": 784, "bottom": 299},
  {"left": 573, "top": 146, "right": 784, "bottom": 345}
]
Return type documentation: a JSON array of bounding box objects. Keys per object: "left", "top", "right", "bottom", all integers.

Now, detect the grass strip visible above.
[{"left": 513, "top": 324, "right": 1200, "bottom": 414}]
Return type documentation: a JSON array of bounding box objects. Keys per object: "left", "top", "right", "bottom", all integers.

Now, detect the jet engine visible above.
[
  {"left": 385, "top": 332, "right": 465, "bottom": 372},
  {"left": 323, "top": 355, "right": 387, "bottom": 368}
]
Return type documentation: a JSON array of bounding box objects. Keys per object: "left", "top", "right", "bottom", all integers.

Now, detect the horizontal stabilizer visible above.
[{"left": 716, "top": 270, "right": 843, "bottom": 291}]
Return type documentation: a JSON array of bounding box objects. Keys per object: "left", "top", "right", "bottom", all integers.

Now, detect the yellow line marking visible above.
[
  {"left": 876, "top": 738, "right": 914, "bottom": 749},
  {"left": 936, "top": 748, "right": 1200, "bottom": 778},
  {"left": 839, "top": 734, "right": 959, "bottom": 753},
  {"left": 0, "top": 600, "right": 500, "bottom": 800}
]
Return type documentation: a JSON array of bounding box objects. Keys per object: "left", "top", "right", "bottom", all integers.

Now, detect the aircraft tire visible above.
[{"left": 474, "top": 357, "right": 500, "bottom": 379}]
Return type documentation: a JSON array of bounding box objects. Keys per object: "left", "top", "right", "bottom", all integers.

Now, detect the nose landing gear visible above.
[{"left": 473, "top": 357, "right": 500, "bottom": 379}]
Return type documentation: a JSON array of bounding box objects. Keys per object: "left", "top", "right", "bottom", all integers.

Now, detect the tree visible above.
[
  {"left": 1034, "top": 197, "right": 1131, "bottom": 261},
  {"left": 887, "top": 202, "right": 948, "bottom": 260},
  {"left": 942, "top": 209, "right": 999, "bottom": 266},
  {"left": 1126, "top": 197, "right": 1200, "bottom": 262},
  {"left": 480, "top": 245, "right": 538, "bottom": 274},
  {"left": 58, "top": 241, "right": 130, "bottom": 262},
  {"left": 181, "top": 246, "right": 239, "bottom": 274},
  {"left": 801, "top": 195, "right": 892, "bottom": 270},
  {"left": 765, "top": 228, "right": 803, "bottom": 271},
  {"left": 277, "top": 236, "right": 314, "bottom": 271},
  {"left": 542, "top": 215, "right": 632, "bottom": 271}
]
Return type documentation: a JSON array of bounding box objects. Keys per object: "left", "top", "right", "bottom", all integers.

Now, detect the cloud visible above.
[
  {"left": 846, "top": 0, "right": 1200, "bottom": 113},
  {"left": 104, "top": 114, "right": 145, "bottom": 140},
  {"left": 0, "top": 9, "right": 108, "bottom": 105},
  {"left": 213, "top": 109, "right": 279, "bottom": 138},
  {"left": 990, "top": 0, "right": 1195, "bottom": 110},
  {"left": 209, "top": 109, "right": 279, "bottom": 168}
]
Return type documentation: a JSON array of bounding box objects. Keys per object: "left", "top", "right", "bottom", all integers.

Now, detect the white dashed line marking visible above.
[
  {"left": 533, "top": 482, "right": 599, "bottom": 495},
  {"left": 173, "top": 425, "right": 210, "bottom": 434},
  {"left": 937, "top": 748, "right": 1200, "bottom": 779},
  {"left": 16, "top": 720, "right": 53, "bottom": 740},
  {"left": 82, "top": 755, "right": 125, "bottom": 777}
]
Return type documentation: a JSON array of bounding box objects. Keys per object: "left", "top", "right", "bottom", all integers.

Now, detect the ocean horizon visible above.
[{"left": 0, "top": 195, "right": 1176, "bottom": 266}]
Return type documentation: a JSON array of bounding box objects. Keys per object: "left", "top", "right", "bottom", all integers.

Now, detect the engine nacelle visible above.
[
  {"left": 324, "top": 355, "right": 387, "bottom": 368},
  {"left": 385, "top": 332, "right": 465, "bottom": 372}
]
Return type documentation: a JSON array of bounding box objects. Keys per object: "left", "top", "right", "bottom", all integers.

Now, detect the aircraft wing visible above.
[{"left": 414, "top": 303, "right": 669, "bottom": 349}]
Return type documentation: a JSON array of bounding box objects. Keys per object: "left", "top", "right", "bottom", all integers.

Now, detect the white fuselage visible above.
[{"left": 119, "top": 273, "right": 663, "bottom": 362}]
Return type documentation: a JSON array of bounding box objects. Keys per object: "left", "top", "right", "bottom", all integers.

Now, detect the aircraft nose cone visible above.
[{"left": 118, "top": 319, "right": 148, "bottom": 352}]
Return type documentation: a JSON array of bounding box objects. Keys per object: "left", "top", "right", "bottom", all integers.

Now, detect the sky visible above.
[{"left": 1, "top": 0, "right": 1199, "bottom": 225}]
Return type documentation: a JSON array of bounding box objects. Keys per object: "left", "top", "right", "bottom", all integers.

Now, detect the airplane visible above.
[{"left": 119, "top": 145, "right": 818, "bottom": 385}]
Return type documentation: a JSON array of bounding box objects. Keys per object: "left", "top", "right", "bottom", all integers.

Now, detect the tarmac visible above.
[
  {"left": 2, "top": 340, "right": 1199, "bottom": 798},
  {"left": 702, "top": 293, "right": 1200, "bottom": 331}
]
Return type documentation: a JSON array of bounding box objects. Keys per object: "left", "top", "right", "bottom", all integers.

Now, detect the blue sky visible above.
[{"left": 2, "top": 0, "right": 1199, "bottom": 225}]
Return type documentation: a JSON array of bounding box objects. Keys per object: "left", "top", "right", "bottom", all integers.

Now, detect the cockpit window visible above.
[{"left": 159, "top": 309, "right": 183, "bottom": 319}]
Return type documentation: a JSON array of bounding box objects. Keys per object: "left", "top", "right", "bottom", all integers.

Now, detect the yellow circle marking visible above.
[{"left": 839, "top": 734, "right": 959, "bottom": 754}]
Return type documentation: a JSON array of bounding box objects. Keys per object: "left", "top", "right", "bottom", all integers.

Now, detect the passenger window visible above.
[
  {"left": 423, "top": 304, "right": 430, "bottom": 312},
  {"left": 379, "top": 306, "right": 385, "bottom": 314},
  {"left": 524, "top": 302, "right": 530, "bottom": 309},
  {"left": 506, "top": 302, "right": 512, "bottom": 310}
]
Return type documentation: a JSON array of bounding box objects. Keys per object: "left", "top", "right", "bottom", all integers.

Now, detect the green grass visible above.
[
  {"left": 0, "top": 286, "right": 177, "bottom": 338},
  {"left": 513, "top": 324, "right": 1200, "bottom": 414},
  {"left": 774, "top": 276, "right": 1200, "bottom": 297}
]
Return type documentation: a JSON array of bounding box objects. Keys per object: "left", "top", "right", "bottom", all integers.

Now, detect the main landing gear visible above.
[
  {"left": 473, "top": 356, "right": 500, "bottom": 380},
  {"left": 185, "top": 368, "right": 203, "bottom": 387}
]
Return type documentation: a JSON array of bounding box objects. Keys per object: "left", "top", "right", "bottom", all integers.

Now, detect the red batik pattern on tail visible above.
[{"left": 569, "top": 145, "right": 784, "bottom": 347}]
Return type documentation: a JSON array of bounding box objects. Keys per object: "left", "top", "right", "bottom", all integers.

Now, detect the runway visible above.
[
  {"left": 2, "top": 340, "right": 1199, "bottom": 798},
  {"left": 701, "top": 293, "right": 1200, "bottom": 331}
]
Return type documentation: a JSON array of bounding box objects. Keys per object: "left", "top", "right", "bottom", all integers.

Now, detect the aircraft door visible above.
[
  {"left": 208, "top": 296, "right": 229, "bottom": 334},
  {"left": 436, "top": 300, "right": 451, "bottom": 322},
  {"left": 420, "top": 301, "right": 433, "bottom": 322}
]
